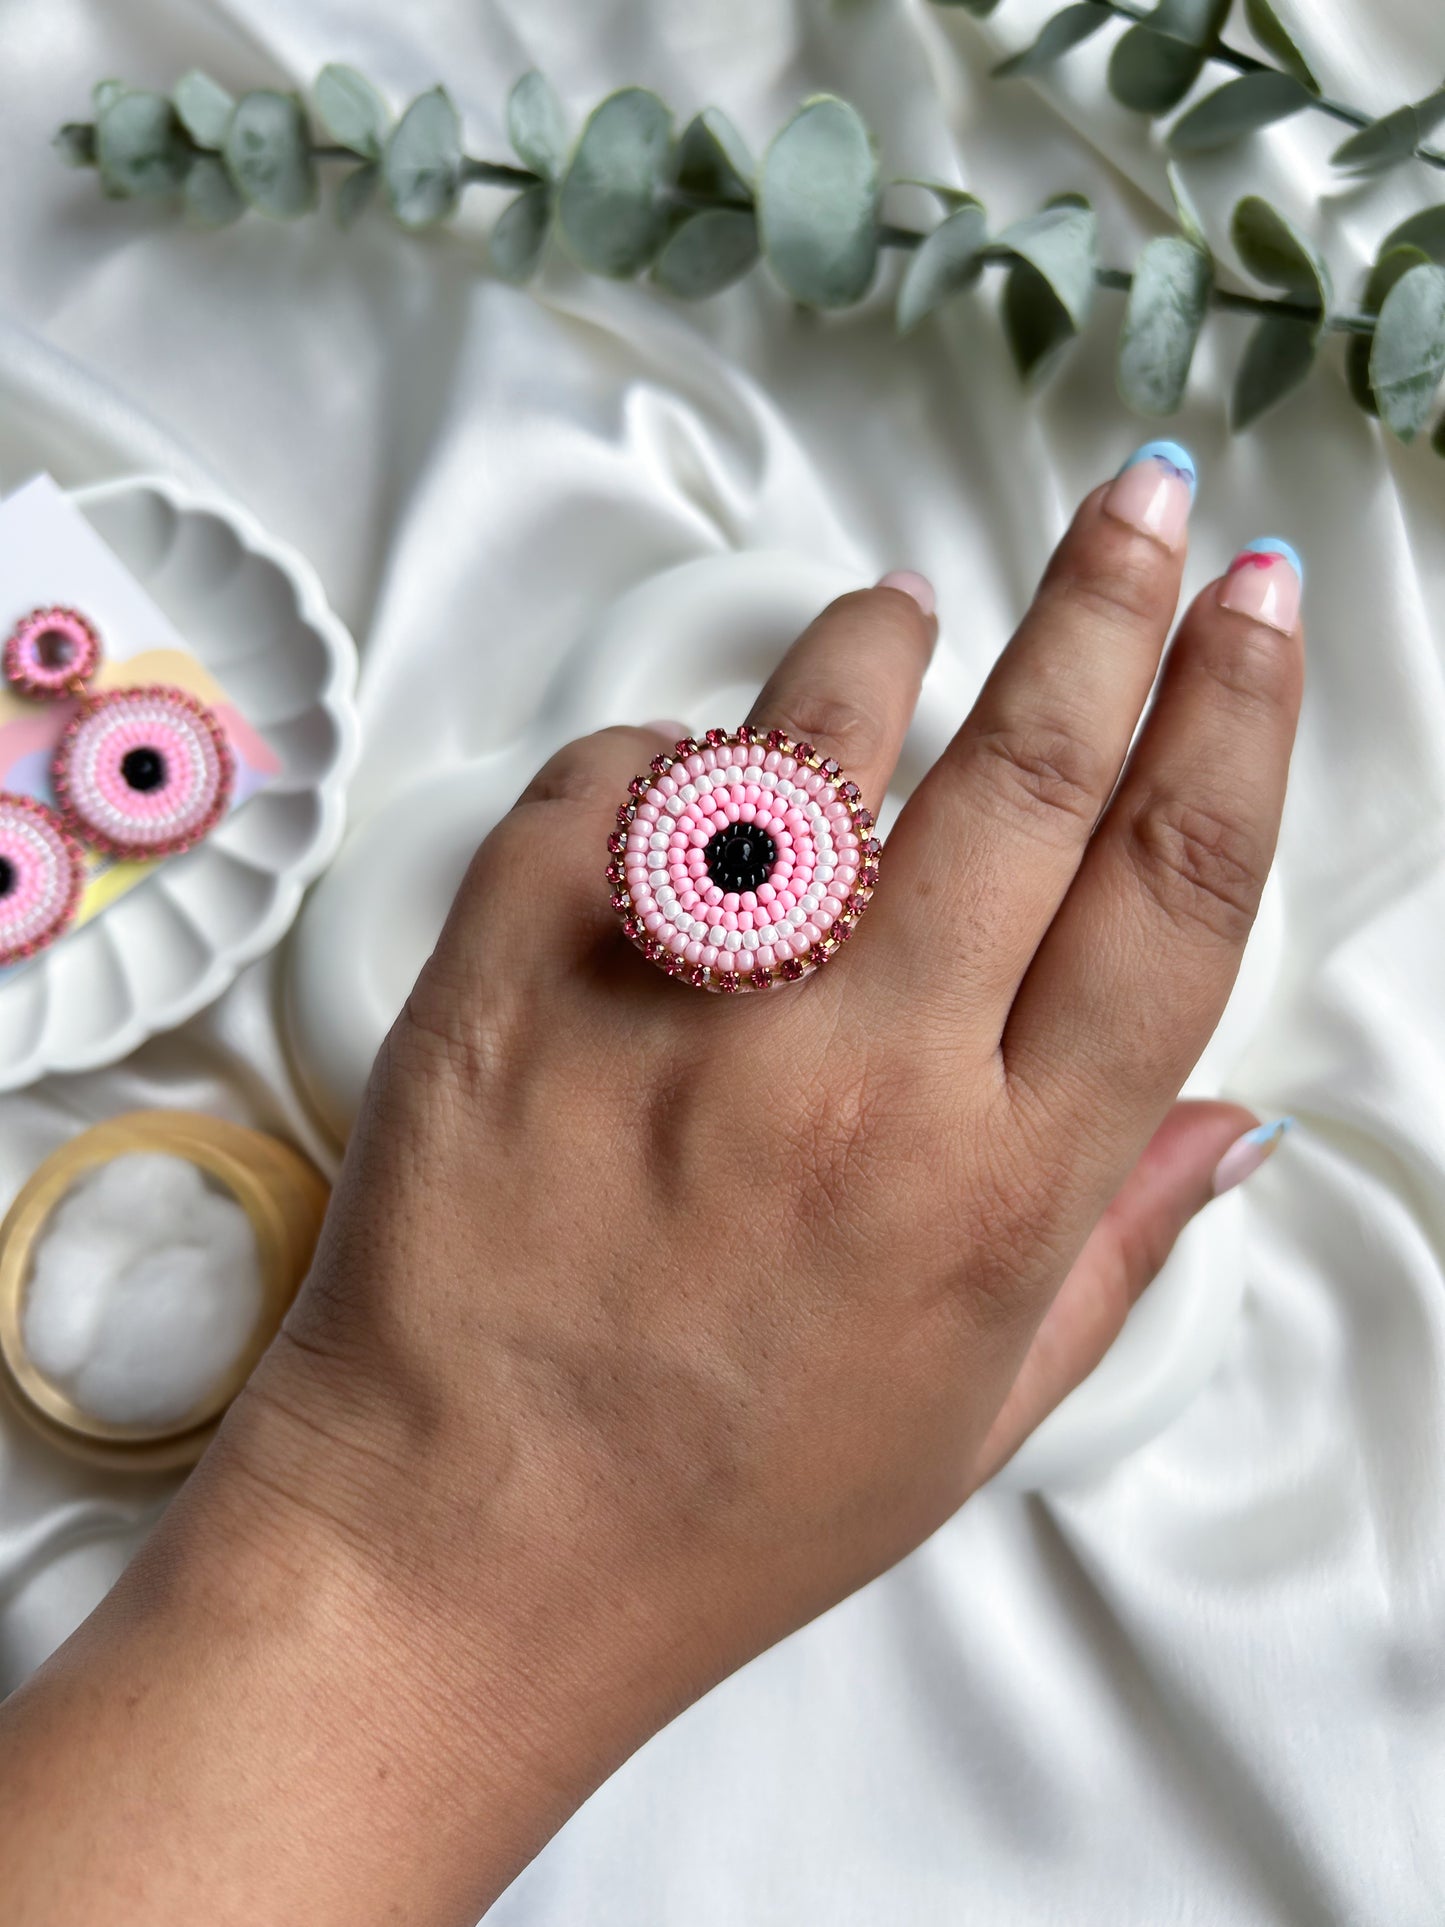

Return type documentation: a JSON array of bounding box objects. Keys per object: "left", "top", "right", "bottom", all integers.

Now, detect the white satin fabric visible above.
[{"left": 2, "top": 0, "right": 1444, "bottom": 1918}]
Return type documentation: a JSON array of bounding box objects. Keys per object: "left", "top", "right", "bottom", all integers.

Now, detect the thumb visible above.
[{"left": 971, "top": 1101, "right": 1293, "bottom": 1487}]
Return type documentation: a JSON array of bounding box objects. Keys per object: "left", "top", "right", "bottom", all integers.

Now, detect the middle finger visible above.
[{"left": 864, "top": 442, "right": 1196, "bottom": 1030}]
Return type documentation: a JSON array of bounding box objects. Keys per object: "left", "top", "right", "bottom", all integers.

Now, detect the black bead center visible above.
[
  {"left": 704, "top": 824, "right": 777, "bottom": 894},
  {"left": 121, "top": 746, "right": 166, "bottom": 793},
  {"left": 0, "top": 856, "right": 13, "bottom": 898}
]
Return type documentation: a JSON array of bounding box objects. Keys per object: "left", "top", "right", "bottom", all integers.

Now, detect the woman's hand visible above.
[{"left": 0, "top": 450, "right": 1304, "bottom": 1927}]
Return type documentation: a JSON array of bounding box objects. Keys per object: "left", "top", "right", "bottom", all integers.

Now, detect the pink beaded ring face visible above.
[
  {"left": 3, "top": 606, "right": 101, "bottom": 700},
  {"left": 606, "top": 726, "right": 881, "bottom": 992},
  {"left": 0, "top": 794, "right": 86, "bottom": 966},
  {"left": 52, "top": 685, "right": 235, "bottom": 861}
]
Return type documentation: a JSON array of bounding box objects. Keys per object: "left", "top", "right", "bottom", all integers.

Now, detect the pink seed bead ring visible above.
[
  {"left": 3, "top": 606, "right": 101, "bottom": 699},
  {"left": 0, "top": 794, "right": 86, "bottom": 966},
  {"left": 606, "top": 726, "right": 881, "bottom": 992}
]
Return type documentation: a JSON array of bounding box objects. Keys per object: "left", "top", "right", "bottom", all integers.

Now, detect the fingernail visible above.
[
  {"left": 643, "top": 718, "right": 691, "bottom": 737},
  {"left": 1102, "top": 440, "right": 1197, "bottom": 552},
  {"left": 1218, "top": 536, "right": 1303, "bottom": 635},
  {"left": 1211, "top": 1116, "right": 1294, "bottom": 1197},
  {"left": 876, "top": 569, "right": 936, "bottom": 618}
]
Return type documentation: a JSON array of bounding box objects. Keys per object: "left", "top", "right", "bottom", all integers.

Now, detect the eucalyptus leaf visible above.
[
  {"left": 93, "top": 80, "right": 125, "bottom": 116},
  {"left": 507, "top": 70, "right": 567, "bottom": 179},
  {"left": 931, "top": 0, "right": 1003, "bottom": 14},
  {"left": 336, "top": 161, "right": 379, "bottom": 229},
  {"left": 675, "top": 108, "right": 754, "bottom": 199},
  {"left": 1117, "top": 233, "right": 1211, "bottom": 413},
  {"left": 96, "top": 91, "right": 189, "bottom": 197},
  {"left": 896, "top": 201, "right": 988, "bottom": 332},
  {"left": 757, "top": 95, "right": 879, "bottom": 308},
  {"left": 1003, "top": 260, "right": 1077, "bottom": 383},
  {"left": 1231, "top": 194, "right": 1330, "bottom": 315},
  {"left": 1232, "top": 314, "right": 1318, "bottom": 427},
  {"left": 382, "top": 86, "right": 462, "bottom": 228},
  {"left": 996, "top": 200, "right": 1096, "bottom": 328},
  {"left": 1348, "top": 244, "right": 1430, "bottom": 413},
  {"left": 1369, "top": 261, "right": 1445, "bottom": 440},
  {"left": 1109, "top": 27, "right": 1208, "bottom": 114},
  {"left": 183, "top": 153, "right": 245, "bottom": 227},
  {"left": 491, "top": 183, "right": 553, "bottom": 281},
  {"left": 1242, "top": 0, "right": 1318, "bottom": 91},
  {"left": 994, "top": 4, "right": 1110, "bottom": 80},
  {"left": 1433, "top": 415, "right": 1445, "bottom": 456},
  {"left": 1332, "top": 90, "right": 1445, "bottom": 177},
  {"left": 173, "top": 71, "right": 235, "bottom": 149},
  {"left": 1168, "top": 71, "right": 1311, "bottom": 153},
  {"left": 224, "top": 90, "right": 318, "bottom": 218},
  {"left": 316, "top": 64, "right": 389, "bottom": 160},
  {"left": 556, "top": 88, "right": 672, "bottom": 277},
  {"left": 653, "top": 208, "right": 759, "bottom": 297},
  {"left": 53, "top": 123, "right": 97, "bottom": 169},
  {"left": 1109, "top": 0, "right": 1229, "bottom": 111},
  {"left": 1167, "top": 160, "right": 1209, "bottom": 252},
  {"left": 1382, "top": 204, "right": 1445, "bottom": 263}
]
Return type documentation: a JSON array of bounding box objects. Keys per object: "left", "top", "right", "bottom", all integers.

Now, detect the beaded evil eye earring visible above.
[
  {"left": 5, "top": 605, "right": 235, "bottom": 863},
  {"left": 0, "top": 606, "right": 235, "bottom": 965},
  {"left": 0, "top": 793, "right": 86, "bottom": 967}
]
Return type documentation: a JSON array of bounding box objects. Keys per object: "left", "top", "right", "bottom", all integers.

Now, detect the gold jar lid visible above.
[{"left": 0, "top": 1111, "right": 329, "bottom": 1473}]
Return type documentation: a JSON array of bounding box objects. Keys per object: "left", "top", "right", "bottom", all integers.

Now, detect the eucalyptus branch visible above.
[
  {"left": 51, "top": 33, "right": 1445, "bottom": 450},
  {"left": 970, "top": 0, "right": 1445, "bottom": 174}
]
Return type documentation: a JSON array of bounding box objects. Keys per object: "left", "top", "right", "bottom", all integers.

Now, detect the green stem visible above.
[{"left": 1093, "top": 0, "right": 1445, "bottom": 169}]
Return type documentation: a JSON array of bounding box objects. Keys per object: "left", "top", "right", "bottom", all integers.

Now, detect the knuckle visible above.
[
  {"left": 973, "top": 720, "right": 1109, "bottom": 832},
  {"left": 391, "top": 950, "right": 523, "bottom": 1114},
  {"left": 520, "top": 728, "right": 650, "bottom": 809},
  {"left": 761, "top": 690, "right": 880, "bottom": 767},
  {"left": 1127, "top": 793, "right": 1266, "bottom": 944},
  {"left": 1045, "top": 542, "right": 1166, "bottom": 632},
  {"left": 1193, "top": 623, "right": 1302, "bottom": 717}
]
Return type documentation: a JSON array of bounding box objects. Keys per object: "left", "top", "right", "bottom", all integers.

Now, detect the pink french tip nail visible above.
[
  {"left": 875, "top": 569, "right": 936, "bottom": 617},
  {"left": 1217, "top": 537, "right": 1304, "bottom": 634},
  {"left": 1101, "top": 440, "right": 1197, "bottom": 552},
  {"left": 1211, "top": 1116, "right": 1295, "bottom": 1197}
]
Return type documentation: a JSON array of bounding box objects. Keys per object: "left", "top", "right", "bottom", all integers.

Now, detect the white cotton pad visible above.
[{"left": 21, "top": 1152, "right": 265, "bottom": 1429}]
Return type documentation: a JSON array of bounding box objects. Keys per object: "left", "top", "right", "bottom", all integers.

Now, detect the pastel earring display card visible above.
[{"left": 0, "top": 473, "right": 278, "bottom": 974}]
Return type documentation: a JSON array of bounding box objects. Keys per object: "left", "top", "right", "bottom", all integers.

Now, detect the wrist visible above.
[{"left": 191, "top": 1338, "right": 705, "bottom": 1906}]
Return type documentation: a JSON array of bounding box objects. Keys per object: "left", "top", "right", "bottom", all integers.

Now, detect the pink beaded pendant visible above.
[
  {"left": 607, "top": 727, "right": 881, "bottom": 992},
  {"left": 0, "top": 794, "right": 86, "bottom": 966},
  {"left": 52, "top": 685, "right": 235, "bottom": 861}
]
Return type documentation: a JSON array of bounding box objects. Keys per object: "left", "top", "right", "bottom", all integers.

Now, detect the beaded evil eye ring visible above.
[
  {"left": 52, "top": 685, "right": 235, "bottom": 861},
  {"left": 607, "top": 727, "right": 881, "bottom": 992},
  {"left": 0, "top": 794, "right": 86, "bottom": 966},
  {"left": 3, "top": 606, "right": 102, "bottom": 699}
]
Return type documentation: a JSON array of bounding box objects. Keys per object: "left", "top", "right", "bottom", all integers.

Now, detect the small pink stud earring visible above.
[{"left": 3, "top": 606, "right": 101, "bottom": 700}]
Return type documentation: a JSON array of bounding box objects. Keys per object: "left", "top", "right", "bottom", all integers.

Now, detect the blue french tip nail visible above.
[
  {"left": 1118, "top": 439, "right": 1197, "bottom": 499},
  {"left": 1240, "top": 535, "right": 1304, "bottom": 586},
  {"left": 1242, "top": 1115, "right": 1295, "bottom": 1147}
]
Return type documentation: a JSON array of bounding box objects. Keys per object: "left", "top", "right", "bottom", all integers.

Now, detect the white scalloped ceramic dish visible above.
[{"left": 0, "top": 474, "right": 358, "bottom": 1090}]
